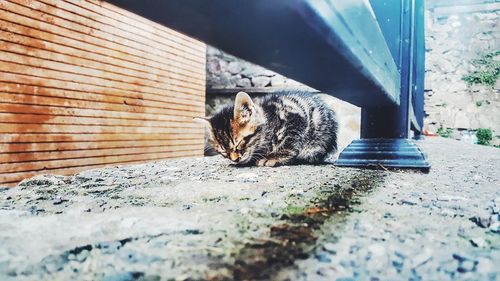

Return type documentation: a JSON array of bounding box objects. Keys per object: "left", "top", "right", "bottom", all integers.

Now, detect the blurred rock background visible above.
[
  {"left": 424, "top": 0, "right": 499, "bottom": 145},
  {"left": 204, "top": 46, "right": 361, "bottom": 153},
  {"left": 204, "top": 0, "right": 499, "bottom": 149}
]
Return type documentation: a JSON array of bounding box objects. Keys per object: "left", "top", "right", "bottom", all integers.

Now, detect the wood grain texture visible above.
[{"left": 0, "top": 0, "right": 206, "bottom": 186}]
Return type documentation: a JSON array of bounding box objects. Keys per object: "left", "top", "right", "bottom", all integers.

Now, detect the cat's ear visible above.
[
  {"left": 193, "top": 117, "right": 212, "bottom": 128},
  {"left": 234, "top": 91, "right": 255, "bottom": 123},
  {"left": 194, "top": 117, "right": 215, "bottom": 141}
]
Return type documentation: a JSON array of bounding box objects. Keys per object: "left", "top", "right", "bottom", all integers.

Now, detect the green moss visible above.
[
  {"left": 462, "top": 50, "right": 500, "bottom": 87},
  {"left": 437, "top": 126, "right": 453, "bottom": 138},
  {"left": 476, "top": 128, "right": 493, "bottom": 145},
  {"left": 284, "top": 204, "right": 308, "bottom": 216}
]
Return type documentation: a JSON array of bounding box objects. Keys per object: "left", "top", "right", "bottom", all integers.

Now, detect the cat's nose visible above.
[{"left": 229, "top": 152, "right": 240, "bottom": 162}]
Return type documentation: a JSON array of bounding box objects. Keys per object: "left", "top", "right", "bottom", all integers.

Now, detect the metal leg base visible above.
[{"left": 335, "top": 138, "right": 430, "bottom": 171}]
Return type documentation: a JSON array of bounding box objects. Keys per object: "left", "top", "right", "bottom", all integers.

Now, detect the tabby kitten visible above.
[{"left": 197, "top": 91, "right": 338, "bottom": 167}]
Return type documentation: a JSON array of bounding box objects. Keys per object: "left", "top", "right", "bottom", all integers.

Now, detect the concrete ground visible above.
[{"left": 0, "top": 137, "right": 498, "bottom": 281}]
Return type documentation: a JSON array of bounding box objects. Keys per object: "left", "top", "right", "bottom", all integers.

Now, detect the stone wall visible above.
[
  {"left": 206, "top": 46, "right": 307, "bottom": 90},
  {"left": 424, "top": 2, "right": 499, "bottom": 143},
  {"left": 205, "top": 46, "right": 360, "bottom": 152}
]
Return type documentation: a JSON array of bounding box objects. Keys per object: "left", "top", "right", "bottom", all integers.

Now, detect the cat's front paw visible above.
[{"left": 257, "top": 159, "right": 279, "bottom": 167}]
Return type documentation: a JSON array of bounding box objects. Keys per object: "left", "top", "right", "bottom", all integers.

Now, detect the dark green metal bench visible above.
[{"left": 107, "top": 0, "right": 430, "bottom": 171}]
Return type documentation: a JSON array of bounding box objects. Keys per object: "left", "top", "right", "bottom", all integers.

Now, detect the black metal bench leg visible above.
[{"left": 335, "top": 0, "right": 430, "bottom": 171}]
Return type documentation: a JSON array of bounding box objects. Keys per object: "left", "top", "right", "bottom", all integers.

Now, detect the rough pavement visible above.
[{"left": 0, "top": 137, "right": 499, "bottom": 280}]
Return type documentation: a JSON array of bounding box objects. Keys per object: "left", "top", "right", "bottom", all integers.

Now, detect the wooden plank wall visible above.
[{"left": 0, "top": 0, "right": 206, "bottom": 186}]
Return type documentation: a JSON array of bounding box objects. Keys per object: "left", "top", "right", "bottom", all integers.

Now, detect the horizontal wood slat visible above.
[
  {"left": 83, "top": 0, "right": 205, "bottom": 53},
  {"left": 0, "top": 113, "right": 201, "bottom": 128},
  {"left": 0, "top": 124, "right": 202, "bottom": 134},
  {"left": 0, "top": 91, "right": 203, "bottom": 115},
  {"left": 1, "top": 139, "right": 203, "bottom": 153},
  {"left": 0, "top": 94, "right": 203, "bottom": 118},
  {"left": 0, "top": 0, "right": 206, "bottom": 186},
  {"left": 0, "top": 73, "right": 205, "bottom": 110},
  {"left": 0, "top": 1, "right": 205, "bottom": 75},
  {"left": 0, "top": 133, "right": 204, "bottom": 143},
  {"left": 0, "top": 153, "right": 202, "bottom": 185},
  {"left": 1, "top": 144, "right": 204, "bottom": 164},
  {"left": 0, "top": 28, "right": 204, "bottom": 87},
  {"left": 0, "top": 55, "right": 204, "bottom": 101},
  {"left": 0, "top": 149, "right": 201, "bottom": 174},
  {"left": 0, "top": 37, "right": 205, "bottom": 92},
  {"left": 0, "top": 103, "right": 201, "bottom": 123},
  {"left": 0, "top": 82, "right": 204, "bottom": 115},
  {"left": 18, "top": 0, "right": 205, "bottom": 63}
]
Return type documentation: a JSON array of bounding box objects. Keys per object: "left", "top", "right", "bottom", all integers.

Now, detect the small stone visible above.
[
  {"left": 96, "top": 241, "right": 122, "bottom": 254},
  {"left": 41, "top": 255, "right": 65, "bottom": 273},
  {"left": 489, "top": 204, "right": 499, "bottom": 215},
  {"left": 315, "top": 267, "right": 341, "bottom": 279},
  {"left": 118, "top": 250, "right": 142, "bottom": 263},
  {"left": 322, "top": 243, "right": 337, "bottom": 254},
  {"left": 315, "top": 252, "right": 332, "bottom": 263},
  {"left": 492, "top": 214, "right": 500, "bottom": 223},
  {"left": 271, "top": 75, "right": 287, "bottom": 87},
  {"left": 227, "top": 61, "right": 243, "bottom": 74},
  {"left": 53, "top": 197, "right": 67, "bottom": 205},
  {"left": 489, "top": 222, "right": 500, "bottom": 233},
  {"left": 368, "top": 243, "right": 385, "bottom": 257},
  {"left": 18, "top": 175, "right": 66, "bottom": 187},
  {"left": 412, "top": 249, "right": 432, "bottom": 268},
  {"left": 452, "top": 253, "right": 468, "bottom": 262},
  {"left": 399, "top": 198, "right": 418, "bottom": 206},
  {"left": 476, "top": 258, "right": 494, "bottom": 274},
  {"left": 392, "top": 259, "right": 404, "bottom": 272},
  {"left": 103, "top": 272, "right": 145, "bottom": 281},
  {"left": 251, "top": 76, "right": 271, "bottom": 87},
  {"left": 470, "top": 216, "right": 491, "bottom": 228},
  {"left": 469, "top": 237, "right": 486, "bottom": 248},
  {"left": 241, "top": 66, "right": 275, "bottom": 77},
  {"left": 236, "top": 172, "right": 258, "bottom": 183},
  {"left": 76, "top": 170, "right": 105, "bottom": 183},
  {"left": 44, "top": 262, "right": 63, "bottom": 273},
  {"left": 336, "top": 278, "right": 355, "bottom": 281},
  {"left": 207, "top": 46, "right": 222, "bottom": 56},
  {"left": 206, "top": 59, "right": 223, "bottom": 73},
  {"left": 75, "top": 249, "right": 90, "bottom": 262},
  {"left": 458, "top": 260, "right": 476, "bottom": 273},
  {"left": 383, "top": 212, "right": 394, "bottom": 218},
  {"left": 236, "top": 78, "right": 251, "bottom": 88}
]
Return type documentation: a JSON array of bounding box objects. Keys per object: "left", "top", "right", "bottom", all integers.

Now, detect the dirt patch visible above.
[{"left": 227, "top": 171, "right": 384, "bottom": 280}]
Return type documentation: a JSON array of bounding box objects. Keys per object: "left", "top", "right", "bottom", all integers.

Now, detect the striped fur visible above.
[{"left": 203, "top": 91, "right": 338, "bottom": 166}]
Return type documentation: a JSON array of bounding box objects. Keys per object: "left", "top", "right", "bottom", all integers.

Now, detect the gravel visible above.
[{"left": 0, "top": 137, "right": 499, "bottom": 280}]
